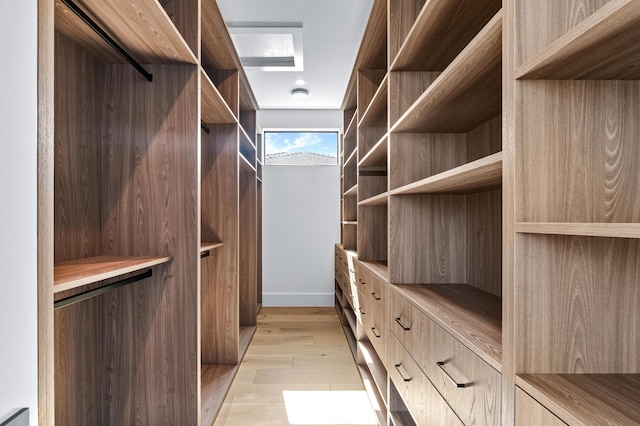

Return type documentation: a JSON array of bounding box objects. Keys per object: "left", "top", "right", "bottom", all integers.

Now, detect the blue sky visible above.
[{"left": 265, "top": 132, "right": 338, "bottom": 157}]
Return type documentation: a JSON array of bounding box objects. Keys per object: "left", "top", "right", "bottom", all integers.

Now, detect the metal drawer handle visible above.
[
  {"left": 359, "top": 278, "right": 365, "bottom": 285},
  {"left": 394, "top": 363, "right": 411, "bottom": 382},
  {"left": 371, "top": 292, "right": 381, "bottom": 301},
  {"left": 359, "top": 307, "right": 365, "bottom": 315},
  {"left": 371, "top": 327, "right": 381, "bottom": 338},
  {"left": 395, "top": 317, "right": 411, "bottom": 331},
  {"left": 436, "top": 361, "right": 470, "bottom": 388}
]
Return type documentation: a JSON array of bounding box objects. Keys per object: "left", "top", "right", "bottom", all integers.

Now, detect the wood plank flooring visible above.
[{"left": 214, "top": 307, "right": 379, "bottom": 426}]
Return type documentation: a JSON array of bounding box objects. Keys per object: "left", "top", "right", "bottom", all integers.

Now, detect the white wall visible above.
[
  {"left": 263, "top": 165, "right": 340, "bottom": 306},
  {"left": 258, "top": 109, "right": 341, "bottom": 130},
  {"left": 0, "top": 1, "right": 39, "bottom": 424}
]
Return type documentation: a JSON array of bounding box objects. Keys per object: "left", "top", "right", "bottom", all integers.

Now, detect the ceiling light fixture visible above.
[
  {"left": 291, "top": 88, "right": 309, "bottom": 98},
  {"left": 295, "top": 79, "right": 306, "bottom": 85}
]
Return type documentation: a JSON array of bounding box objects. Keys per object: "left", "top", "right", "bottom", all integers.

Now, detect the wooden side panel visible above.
[
  {"left": 100, "top": 64, "right": 199, "bottom": 424},
  {"left": 54, "top": 33, "right": 103, "bottom": 263},
  {"left": 239, "top": 166, "right": 257, "bottom": 326},
  {"left": 515, "top": 0, "right": 612, "bottom": 67},
  {"left": 201, "top": 124, "right": 239, "bottom": 364},
  {"left": 518, "top": 81, "right": 640, "bottom": 223},
  {"left": 389, "top": 133, "right": 466, "bottom": 190},
  {"left": 388, "top": 0, "right": 425, "bottom": 65},
  {"left": 516, "top": 234, "right": 640, "bottom": 373},
  {"left": 467, "top": 189, "right": 502, "bottom": 297},
  {"left": 160, "top": 0, "right": 200, "bottom": 56},
  {"left": 358, "top": 205, "right": 388, "bottom": 262},
  {"left": 466, "top": 115, "right": 502, "bottom": 162},
  {"left": 389, "top": 195, "right": 467, "bottom": 284},
  {"left": 388, "top": 71, "right": 440, "bottom": 126}
]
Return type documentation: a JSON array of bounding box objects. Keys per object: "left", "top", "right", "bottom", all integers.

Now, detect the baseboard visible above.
[{"left": 262, "top": 293, "right": 334, "bottom": 307}]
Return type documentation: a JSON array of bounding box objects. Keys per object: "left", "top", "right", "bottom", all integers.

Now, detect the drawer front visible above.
[
  {"left": 515, "top": 388, "right": 565, "bottom": 426},
  {"left": 389, "top": 289, "right": 424, "bottom": 357},
  {"left": 424, "top": 319, "right": 501, "bottom": 425},
  {"left": 389, "top": 335, "right": 463, "bottom": 426}
]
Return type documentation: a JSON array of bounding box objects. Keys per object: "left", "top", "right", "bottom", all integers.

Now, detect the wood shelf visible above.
[
  {"left": 54, "top": 0, "right": 197, "bottom": 64},
  {"left": 391, "top": 152, "right": 502, "bottom": 195},
  {"left": 516, "top": 0, "right": 640, "bottom": 80},
  {"left": 344, "top": 147, "right": 358, "bottom": 168},
  {"left": 391, "top": 11, "right": 502, "bottom": 133},
  {"left": 201, "top": 364, "right": 239, "bottom": 426},
  {"left": 390, "top": 0, "right": 502, "bottom": 72},
  {"left": 392, "top": 283, "right": 502, "bottom": 371},
  {"left": 201, "top": 0, "right": 240, "bottom": 70},
  {"left": 359, "top": 133, "right": 388, "bottom": 168},
  {"left": 516, "top": 374, "right": 640, "bottom": 426},
  {"left": 359, "top": 73, "right": 388, "bottom": 128},
  {"left": 201, "top": 68, "right": 236, "bottom": 124},
  {"left": 200, "top": 242, "right": 223, "bottom": 253},
  {"left": 359, "top": 191, "right": 388, "bottom": 206},
  {"left": 344, "top": 109, "right": 358, "bottom": 140},
  {"left": 239, "top": 152, "right": 256, "bottom": 173},
  {"left": 344, "top": 184, "right": 358, "bottom": 197},
  {"left": 342, "top": 221, "right": 358, "bottom": 226},
  {"left": 515, "top": 222, "right": 640, "bottom": 239},
  {"left": 54, "top": 255, "right": 172, "bottom": 293}
]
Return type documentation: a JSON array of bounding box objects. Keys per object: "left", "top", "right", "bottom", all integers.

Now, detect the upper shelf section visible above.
[
  {"left": 390, "top": 0, "right": 502, "bottom": 71},
  {"left": 54, "top": 255, "right": 172, "bottom": 294},
  {"left": 54, "top": 0, "right": 197, "bottom": 64},
  {"left": 201, "top": 68, "right": 236, "bottom": 124},
  {"left": 201, "top": 0, "right": 240, "bottom": 70},
  {"left": 516, "top": 0, "right": 640, "bottom": 80},
  {"left": 359, "top": 73, "right": 388, "bottom": 128},
  {"left": 391, "top": 11, "right": 502, "bottom": 133}
]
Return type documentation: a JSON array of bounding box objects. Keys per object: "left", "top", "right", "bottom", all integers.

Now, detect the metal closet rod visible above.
[
  {"left": 54, "top": 269, "right": 153, "bottom": 310},
  {"left": 201, "top": 122, "right": 211, "bottom": 134},
  {"left": 60, "top": 0, "right": 153, "bottom": 82}
]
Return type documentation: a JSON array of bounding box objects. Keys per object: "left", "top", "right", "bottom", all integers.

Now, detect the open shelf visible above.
[
  {"left": 54, "top": 0, "right": 197, "bottom": 64},
  {"left": 342, "top": 221, "right": 358, "bottom": 226},
  {"left": 359, "top": 191, "right": 388, "bottom": 206},
  {"left": 239, "top": 128, "right": 257, "bottom": 169},
  {"left": 344, "top": 147, "right": 358, "bottom": 168},
  {"left": 392, "top": 283, "right": 502, "bottom": 371},
  {"left": 358, "top": 340, "right": 388, "bottom": 403},
  {"left": 391, "top": 152, "right": 502, "bottom": 195},
  {"left": 239, "top": 325, "right": 257, "bottom": 360},
  {"left": 390, "top": 0, "right": 502, "bottom": 71},
  {"left": 200, "top": 242, "right": 223, "bottom": 253},
  {"left": 54, "top": 255, "right": 172, "bottom": 293},
  {"left": 359, "top": 133, "right": 388, "bottom": 168},
  {"left": 391, "top": 10, "right": 502, "bottom": 133},
  {"left": 344, "top": 109, "right": 358, "bottom": 140},
  {"left": 344, "top": 184, "right": 358, "bottom": 197},
  {"left": 359, "top": 73, "right": 388, "bottom": 128},
  {"left": 201, "top": 364, "right": 239, "bottom": 426},
  {"left": 201, "top": 68, "right": 236, "bottom": 124},
  {"left": 239, "top": 152, "right": 256, "bottom": 173},
  {"left": 201, "top": 0, "right": 240, "bottom": 70},
  {"left": 516, "top": 0, "right": 640, "bottom": 80},
  {"left": 515, "top": 222, "right": 640, "bottom": 239},
  {"left": 516, "top": 374, "right": 640, "bottom": 426}
]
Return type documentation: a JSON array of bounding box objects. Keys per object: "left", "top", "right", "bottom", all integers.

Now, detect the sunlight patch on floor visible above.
[{"left": 283, "top": 390, "right": 378, "bottom": 425}]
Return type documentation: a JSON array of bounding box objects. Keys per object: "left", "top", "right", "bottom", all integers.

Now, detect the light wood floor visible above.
[{"left": 214, "top": 307, "right": 379, "bottom": 426}]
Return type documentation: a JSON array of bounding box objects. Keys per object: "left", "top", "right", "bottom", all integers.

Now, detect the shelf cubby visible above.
[
  {"left": 54, "top": 255, "right": 172, "bottom": 293},
  {"left": 392, "top": 284, "right": 502, "bottom": 371},
  {"left": 516, "top": 0, "right": 640, "bottom": 80},
  {"left": 201, "top": 242, "right": 224, "bottom": 253},
  {"left": 389, "top": 0, "right": 502, "bottom": 72},
  {"left": 359, "top": 191, "right": 389, "bottom": 206},
  {"left": 516, "top": 374, "right": 640, "bottom": 426},
  {"left": 344, "top": 184, "right": 358, "bottom": 197},
  {"left": 391, "top": 151, "right": 502, "bottom": 195},
  {"left": 344, "top": 192, "right": 358, "bottom": 222},
  {"left": 201, "top": 364, "right": 238, "bottom": 426},
  {"left": 201, "top": 68, "right": 236, "bottom": 124},
  {"left": 239, "top": 126, "right": 257, "bottom": 168},
  {"left": 358, "top": 71, "right": 388, "bottom": 128},
  {"left": 390, "top": 10, "right": 502, "bottom": 133},
  {"left": 359, "top": 133, "right": 388, "bottom": 168},
  {"left": 54, "top": 0, "right": 198, "bottom": 64}
]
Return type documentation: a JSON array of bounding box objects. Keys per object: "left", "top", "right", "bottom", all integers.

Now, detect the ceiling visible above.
[{"left": 216, "top": 0, "right": 374, "bottom": 110}]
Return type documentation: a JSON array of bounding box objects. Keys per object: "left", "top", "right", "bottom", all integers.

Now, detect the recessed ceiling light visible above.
[
  {"left": 291, "top": 88, "right": 309, "bottom": 98},
  {"left": 295, "top": 79, "right": 306, "bottom": 85}
]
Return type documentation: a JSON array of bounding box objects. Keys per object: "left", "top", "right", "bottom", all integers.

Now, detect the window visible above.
[{"left": 265, "top": 131, "right": 338, "bottom": 165}]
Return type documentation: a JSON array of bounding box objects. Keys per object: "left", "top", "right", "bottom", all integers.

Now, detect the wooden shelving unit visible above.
[
  {"left": 516, "top": 374, "right": 640, "bottom": 425},
  {"left": 344, "top": 184, "right": 358, "bottom": 197},
  {"left": 54, "top": 255, "right": 172, "bottom": 293},
  {"left": 359, "top": 192, "right": 388, "bottom": 206},
  {"left": 359, "top": 134, "right": 387, "bottom": 168},
  {"left": 201, "top": 68, "right": 236, "bottom": 124},
  {"left": 359, "top": 73, "right": 388, "bottom": 128}
]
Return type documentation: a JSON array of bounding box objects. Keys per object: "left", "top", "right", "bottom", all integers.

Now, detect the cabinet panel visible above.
[{"left": 515, "top": 388, "right": 566, "bottom": 426}]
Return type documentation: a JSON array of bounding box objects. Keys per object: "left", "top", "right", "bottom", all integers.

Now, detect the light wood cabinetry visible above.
[
  {"left": 337, "top": 0, "right": 639, "bottom": 424},
  {"left": 39, "top": 0, "right": 260, "bottom": 423}
]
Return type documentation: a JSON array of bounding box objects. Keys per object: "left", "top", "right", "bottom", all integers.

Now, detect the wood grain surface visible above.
[
  {"left": 359, "top": 191, "right": 389, "bottom": 206},
  {"left": 517, "top": 80, "right": 640, "bottom": 223},
  {"left": 515, "top": 222, "right": 640, "bottom": 239},
  {"left": 358, "top": 205, "right": 388, "bottom": 262},
  {"left": 515, "top": 387, "right": 565, "bottom": 426},
  {"left": 516, "top": 374, "right": 640, "bottom": 425},
  {"left": 359, "top": 73, "right": 388, "bottom": 128},
  {"left": 516, "top": 234, "right": 640, "bottom": 373},
  {"left": 239, "top": 166, "right": 258, "bottom": 327},
  {"left": 389, "top": 71, "right": 440, "bottom": 126},
  {"left": 358, "top": 133, "right": 388, "bottom": 168},
  {"left": 201, "top": 68, "right": 236, "bottom": 124},
  {"left": 201, "top": 0, "right": 238, "bottom": 70},
  {"left": 390, "top": 0, "right": 502, "bottom": 71},
  {"left": 353, "top": 0, "right": 387, "bottom": 70}
]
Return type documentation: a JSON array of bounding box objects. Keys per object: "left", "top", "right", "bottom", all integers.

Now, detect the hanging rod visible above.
[
  {"left": 54, "top": 269, "right": 153, "bottom": 310},
  {"left": 60, "top": 0, "right": 153, "bottom": 82},
  {"left": 201, "top": 122, "right": 211, "bottom": 134},
  {"left": 200, "top": 250, "right": 210, "bottom": 259}
]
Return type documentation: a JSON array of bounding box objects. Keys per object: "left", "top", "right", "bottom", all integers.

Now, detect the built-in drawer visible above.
[
  {"left": 389, "top": 335, "right": 463, "bottom": 426},
  {"left": 389, "top": 289, "right": 425, "bottom": 358}
]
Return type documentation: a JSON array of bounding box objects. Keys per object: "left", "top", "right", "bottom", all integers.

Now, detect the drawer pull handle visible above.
[
  {"left": 395, "top": 317, "right": 411, "bottom": 331},
  {"left": 394, "top": 363, "right": 411, "bottom": 382},
  {"left": 359, "top": 278, "right": 365, "bottom": 285},
  {"left": 371, "top": 327, "right": 381, "bottom": 338},
  {"left": 359, "top": 307, "right": 365, "bottom": 315},
  {"left": 436, "top": 361, "right": 469, "bottom": 388},
  {"left": 371, "top": 292, "right": 381, "bottom": 301}
]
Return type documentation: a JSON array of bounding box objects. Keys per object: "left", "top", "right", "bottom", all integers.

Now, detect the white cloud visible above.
[{"left": 267, "top": 133, "right": 323, "bottom": 153}]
